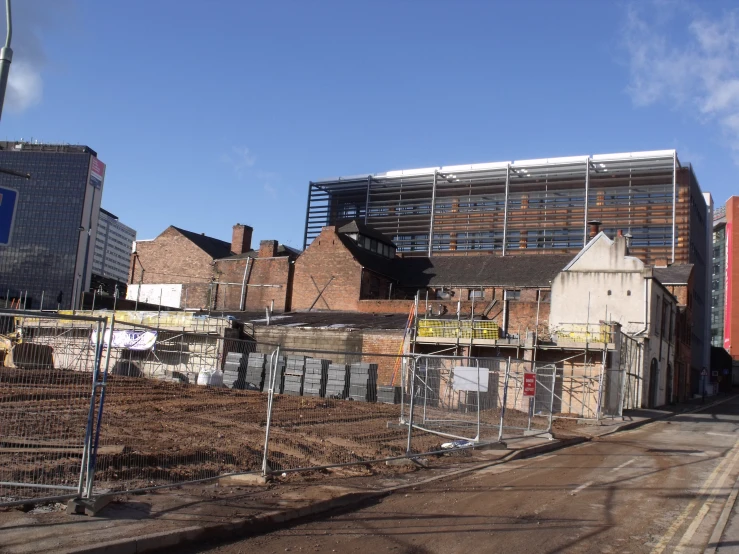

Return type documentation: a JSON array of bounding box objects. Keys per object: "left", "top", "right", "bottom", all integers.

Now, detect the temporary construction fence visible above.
[
  {"left": 0, "top": 310, "right": 110, "bottom": 506},
  {"left": 0, "top": 310, "right": 628, "bottom": 508},
  {"left": 400, "top": 356, "right": 554, "bottom": 451}
]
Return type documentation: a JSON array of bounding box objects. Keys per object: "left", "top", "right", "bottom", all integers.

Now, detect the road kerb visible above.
[
  {"left": 56, "top": 437, "right": 588, "bottom": 554},
  {"left": 705, "top": 475, "right": 739, "bottom": 553},
  {"left": 56, "top": 397, "right": 739, "bottom": 554},
  {"left": 595, "top": 395, "right": 739, "bottom": 439}
]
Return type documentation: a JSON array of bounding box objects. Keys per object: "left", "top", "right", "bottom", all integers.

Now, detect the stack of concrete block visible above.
[
  {"left": 377, "top": 385, "right": 401, "bottom": 404},
  {"left": 282, "top": 356, "right": 305, "bottom": 395},
  {"left": 223, "top": 352, "right": 246, "bottom": 389},
  {"left": 348, "top": 363, "right": 378, "bottom": 402},
  {"left": 303, "top": 357, "right": 330, "bottom": 397},
  {"left": 264, "top": 356, "right": 286, "bottom": 392},
  {"left": 325, "top": 363, "right": 349, "bottom": 398},
  {"left": 245, "top": 352, "right": 267, "bottom": 391}
]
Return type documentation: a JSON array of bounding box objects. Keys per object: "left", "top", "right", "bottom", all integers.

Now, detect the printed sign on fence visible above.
[
  {"left": 523, "top": 372, "right": 536, "bottom": 396},
  {"left": 91, "top": 329, "right": 157, "bottom": 351},
  {"left": 452, "top": 366, "right": 489, "bottom": 392}
]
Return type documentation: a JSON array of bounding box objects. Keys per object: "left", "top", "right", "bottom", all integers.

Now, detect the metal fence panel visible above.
[
  {"left": 0, "top": 311, "right": 106, "bottom": 505},
  {"left": 261, "top": 345, "right": 417, "bottom": 474},
  {"left": 500, "top": 359, "right": 552, "bottom": 437},
  {"left": 91, "top": 329, "right": 270, "bottom": 494},
  {"left": 403, "top": 355, "right": 509, "bottom": 448}
]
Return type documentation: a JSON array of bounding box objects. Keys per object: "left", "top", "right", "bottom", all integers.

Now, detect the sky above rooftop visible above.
[{"left": 2, "top": 0, "right": 739, "bottom": 248}]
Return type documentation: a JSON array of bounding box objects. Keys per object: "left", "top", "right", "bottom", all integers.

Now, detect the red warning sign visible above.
[{"left": 523, "top": 372, "right": 536, "bottom": 396}]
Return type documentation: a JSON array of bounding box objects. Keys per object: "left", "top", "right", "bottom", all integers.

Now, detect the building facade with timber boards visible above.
[
  {"left": 305, "top": 150, "right": 705, "bottom": 264},
  {"left": 305, "top": 149, "right": 712, "bottom": 377}
]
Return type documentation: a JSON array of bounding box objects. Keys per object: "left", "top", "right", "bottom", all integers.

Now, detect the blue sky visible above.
[{"left": 3, "top": 0, "right": 739, "bottom": 248}]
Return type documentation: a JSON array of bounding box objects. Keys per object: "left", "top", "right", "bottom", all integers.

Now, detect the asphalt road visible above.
[{"left": 179, "top": 395, "right": 739, "bottom": 554}]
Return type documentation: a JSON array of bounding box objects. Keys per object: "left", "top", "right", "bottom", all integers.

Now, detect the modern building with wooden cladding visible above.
[{"left": 304, "top": 150, "right": 706, "bottom": 266}]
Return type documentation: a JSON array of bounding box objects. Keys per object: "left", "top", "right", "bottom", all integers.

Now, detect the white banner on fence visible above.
[
  {"left": 91, "top": 329, "right": 158, "bottom": 351},
  {"left": 452, "top": 366, "right": 489, "bottom": 392},
  {"left": 126, "top": 284, "right": 182, "bottom": 308}
]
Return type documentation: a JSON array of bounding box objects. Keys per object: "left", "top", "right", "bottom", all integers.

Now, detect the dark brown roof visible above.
[
  {"left": 398, "top": 254, "right": 574, "bottom": 288},
  {"left": 172, "top": 226, "right": 233, "bottom": 259},
  {"left": 217, "top": 244, "right": 301, "bottom": 261},
  {"left": 338, "top": 220, "right": 395, "bottom": 246},
  {"left": 227, "top": 311, "right": 410, "bottom": 330},
  {"left": 337, "top": 233, "right": 398, "bottom": 279},
  {"left": 338, "top": 232, "right": 573, "bottom": 288},
  {"left": 653, "top": 264, "right": 693, "bottom": 285}
]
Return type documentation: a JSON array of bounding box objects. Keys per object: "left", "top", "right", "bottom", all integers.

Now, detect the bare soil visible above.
[{"left": 0, "top": 367, "right": 541, "bottom": 497}]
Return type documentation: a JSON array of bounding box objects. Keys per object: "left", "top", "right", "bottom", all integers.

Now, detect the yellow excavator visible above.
[{"left": 0, "top": 323, "right": 53, "bottom": 369}]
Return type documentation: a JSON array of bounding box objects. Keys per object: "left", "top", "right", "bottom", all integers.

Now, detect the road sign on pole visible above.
[
  {"left": 523, "top": 372, "right": 536, "bottom": 396},
  {"left": 0, "top": 185, "right": 18, "bottom": 245}
]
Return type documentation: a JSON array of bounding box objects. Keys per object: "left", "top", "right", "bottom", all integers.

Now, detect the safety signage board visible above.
[
  {"left": 0, "top": 186, "right": 18, "bottom": 245},
  {"left": 523, "top": 372, "right": 536, "bottom": 396}
]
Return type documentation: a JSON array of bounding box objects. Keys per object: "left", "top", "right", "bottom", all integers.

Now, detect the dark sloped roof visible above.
[
  {"left": 338, "top": 234, "right": 398, "bottom": 278},
  {"left": 398, "top": 254, "right": 574, "bottom": 288},
  {"left": 216, "top": 244, "right": 302, "bottom": 261},
  {"left": 339, "top": 233, "right": 573, "bottom": 288},
  {"left": 338, "top": 220, "right": 395, "bottom": 246},
  {"left": 653, "top": 264, "right": 693, "bottom": 285},
  {"left": 172, "top": 226, "right": 233, "bottom": 259}
]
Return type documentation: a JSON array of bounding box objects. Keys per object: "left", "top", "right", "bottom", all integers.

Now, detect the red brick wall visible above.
[
  {"left": 360, "top": 330, "right": 407, "bottom": 385},
  {"left": 245, "top": 257, "right": 291, "bottom": 312},
  {"left": 214, "top": 257, "right": 293, "bottom": 312},
  {"left": 292, "top": 227, "right": 363, "bottom": 311},
  {"left": 358, "top": 300, "right": 415, "bottom": 314},
  {"left": 130, "top": 227, "right": 216, "bottom": 309}
]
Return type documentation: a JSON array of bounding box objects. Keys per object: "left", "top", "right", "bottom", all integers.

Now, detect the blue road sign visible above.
[{"left": 0, "top": 186, "right": 18, "bottom": 245}]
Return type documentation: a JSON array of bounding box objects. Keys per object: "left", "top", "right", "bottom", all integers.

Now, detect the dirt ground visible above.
[{"left": 0, "top": 367, "right": 547, "bottom": 500}]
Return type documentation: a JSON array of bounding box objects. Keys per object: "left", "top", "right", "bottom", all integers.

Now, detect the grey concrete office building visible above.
[
  {"left": 92, "top": 208, "right": 136, "bottom": 287},
  {"left": 0, "top": 142, "right": 105, "bottom": 310}
]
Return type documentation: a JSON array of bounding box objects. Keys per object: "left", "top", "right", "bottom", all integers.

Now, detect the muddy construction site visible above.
[{"left": 0, "top": 367, "right": 547, "bottom": 498}]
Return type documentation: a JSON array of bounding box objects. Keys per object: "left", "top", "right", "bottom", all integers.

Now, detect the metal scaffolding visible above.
[{"left": 305, "top": 150, "right": 692, "bottom": 265}]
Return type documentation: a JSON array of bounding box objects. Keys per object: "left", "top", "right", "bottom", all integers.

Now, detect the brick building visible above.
[
  {"left": 292, "top": 221, "right": 572, "bottom": 339},
  {"left": 653, "top": 264, "right": 693, "bottom": 399},
  {"left": 128, "top": 223, "right": 298, "bottom": 311}
]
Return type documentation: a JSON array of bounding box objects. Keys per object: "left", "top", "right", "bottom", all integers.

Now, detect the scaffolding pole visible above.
[
  {"left": 583, "top": 158, "right": 590, "bottom": 246},
  {"left": 502, "top": 164, "right": 510, "bottom": 256},
  {"left": 427, "top": 170, "right": 438, "bottom": 257},
  {"left": 671, "top": 151, "right": 677, "bottom": 263}
]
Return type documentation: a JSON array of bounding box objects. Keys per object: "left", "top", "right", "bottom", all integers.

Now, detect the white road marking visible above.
[
  {"left": 651, "top": 440, "right": 739, "bottom": 554},
  {"left": 570, "top": 481, "right": 593, "bottom": 495},
  {"left": 611, "top": 458, "right": 636, "bottom": 472},
  {"left": 674, "top": 445, "right": 739, "bottom": 551},
  {"left": 707, "top": 432, "right": 737, "bottom": 438}
]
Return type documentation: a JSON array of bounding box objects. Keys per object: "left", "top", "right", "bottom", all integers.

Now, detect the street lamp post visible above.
[{"left": 0, "top": 0, "right": 13, "bottom": 122}]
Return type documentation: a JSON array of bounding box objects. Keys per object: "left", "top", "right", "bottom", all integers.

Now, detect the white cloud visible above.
[
  {"left": 6, "top": 61, "right": 42, "bottom": 112},
  {"left": 263, "top": 183, "right": 277, "bottom": 198},
  {"left": 623, "top": 3, "right": 739, "bottom": 157},
  {"left": 2, "top": 0, "right": 63, "bottom": 114},
  {"left": 220, "top": 146, "right": 256, "bottom": 178}
]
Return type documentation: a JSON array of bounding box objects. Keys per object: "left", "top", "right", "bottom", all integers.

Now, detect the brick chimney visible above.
[
  {"left": 231, "top": 224, "right": 253, "bottom": 255},
  {"left": 588, "top": 220, "right": 601, "bottom": 240},
  {"left": 259, "top": 239, "right": 278, "bottom": 258}
]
